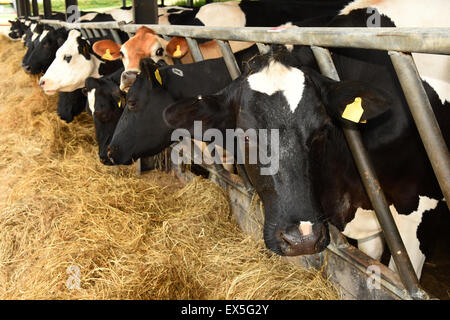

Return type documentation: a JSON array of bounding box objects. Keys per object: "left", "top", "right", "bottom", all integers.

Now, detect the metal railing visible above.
[{"left": 31, "top": 18, "right": 450, "bottom": 299}]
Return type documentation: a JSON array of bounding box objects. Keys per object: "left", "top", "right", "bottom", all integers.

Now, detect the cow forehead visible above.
[
  {"left": 247, "top": 60, "right": 305, "bottom": 113},
  {"left": 123, "top": 32, "right": 158, "bottom": 56},
  {"left": 56, "top": 30, "right": 82, "bottom": 56}
]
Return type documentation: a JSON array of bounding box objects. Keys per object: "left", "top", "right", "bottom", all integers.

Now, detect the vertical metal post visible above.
[
  {"left": 31, "top": 0, "right": 39, "bottom": 17},
  {"left": 185, "top": 37, "right": 204, "bottom": 62},
  {"left": 43, "top": 0, "right": 52, "bottom": 19},
  {"left": 310, "top": 46, "right": 428, "bottom": 300},
  {"left": 91, "top": 28, "right": 101, "bottom": 38},
  {"left": 110, "top": 29, "right": 123, "bottom": 45},
  {"left": 24, "top": 0, "right": 31, "bottom": 17},
  {"left": 133, "top": 0, "right": 158, "bottom": 24},
  {"left": 16, "top": 0, "right": 24, "bottom": 18},
  {"left": 389, "top": 51, "right": 450, "bottom": 209},
  {"left": 65, "top": 0, "right": 78, "bottom": 21},
  {"left": 217, "top": 40, "right": 241, "bottom": 80},
  {"left": 186, "top": 0, "right": 194, "bottom": 7}
]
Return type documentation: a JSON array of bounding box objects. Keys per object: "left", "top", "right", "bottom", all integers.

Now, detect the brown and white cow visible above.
[{"left": 92, "top": 26, "right": 253, "bottom": 91}]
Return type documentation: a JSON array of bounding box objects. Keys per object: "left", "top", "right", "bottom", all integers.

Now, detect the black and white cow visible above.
[
  {"left": 8, "top": 19, "right": 27, "bottom": 41},
  {"left": 163, "top": 40, "right": 449, "bottom": 278},
  {"left": 105, "top": 57, "right": 235, "bottom": 164},
  {"left": 84, "top": 68, "right": 127, "bottom": 164},
  {"left": 39, "top": 29, "right": 123, "bottom": 95}
]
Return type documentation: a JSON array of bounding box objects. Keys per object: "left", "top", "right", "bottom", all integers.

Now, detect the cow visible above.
[
  {"left": 162, "top": 41, "right": 449, "bottom": 280},
  {"left": 8, "top": 19, "right": 27, "bottom": 41},
  {"left": 21, "top": 23, "right": 45, "bottom": 73},
  {"left": 57, "top": 90, "right": 87, "bottom": 123},
  {"left": 92, "top": 26, "right": 254, "bottom": 92},
  {"left": 105, "top": 57, "right": 244, "bottom": 166},
  {"left": 22, "top": 26, "right": 68, "bottom": 75},
  {"left": 38, "top": 29, "right": 123, "bottom": 95},
  {"left": 84, "top": 68, "right": 127, "bottom": 164}
]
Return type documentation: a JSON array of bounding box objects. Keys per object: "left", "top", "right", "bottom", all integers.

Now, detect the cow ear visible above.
[
  {"left": 139, "top": 58, "right": 163, "bottom": 88},
  {"left": 163, "top": 94, "right": 234, "bottom": 134},
  {"left": 166, "top": 37, "right": 189, "bottom": 58},
  {"left": 92, "top": 40, "right": 122, "bottom": 61},
  {"left": 85, "top": 77, "right": 100, "bottom": 91},
  {"left": 304, "top": 68, "right": 391, "bottom": 124}
]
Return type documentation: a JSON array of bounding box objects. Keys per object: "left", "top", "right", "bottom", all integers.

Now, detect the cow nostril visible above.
[{"left": 39, "top": 79, "right": 45, "bottom": 87}]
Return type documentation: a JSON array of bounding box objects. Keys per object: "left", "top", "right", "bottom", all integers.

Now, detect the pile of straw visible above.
[{"left": 0, "top": 35, "right": 338, "bottom": 300}]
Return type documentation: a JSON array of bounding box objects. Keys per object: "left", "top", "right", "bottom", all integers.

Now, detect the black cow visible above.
[
  {"left": 57, "top": 90, "right": 87, "bottom": 124},
  {"left": 23, "top": 26, "right": 68, "bottom": 75},
  {"left": 84, "top": 68, "right": 126, "bottom": 164},
  {"left": 8, "top": 19, "right": 26, "bottom": 40},
  {"left": 106, "top": 49, "right": 259, "bottom": 164},
  {"left": 163, "top": 34, "right": 448, "bottom": 280}
]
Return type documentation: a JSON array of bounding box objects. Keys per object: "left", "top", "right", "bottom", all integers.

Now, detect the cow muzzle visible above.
[
  {"left": 120, "top": 70, "right": 139, "bottom": 92},
  {"left": 276, "top": 222, "right": 329, "bottom": 256}
]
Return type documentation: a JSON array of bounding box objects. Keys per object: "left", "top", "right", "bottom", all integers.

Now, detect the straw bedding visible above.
[{"left": 0, "top": 35, "right": 338, "bottom": 300}]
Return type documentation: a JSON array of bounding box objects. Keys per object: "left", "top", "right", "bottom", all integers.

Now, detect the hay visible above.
[{"left": 0, "top": 35, "right": 338, "bottom": 300}]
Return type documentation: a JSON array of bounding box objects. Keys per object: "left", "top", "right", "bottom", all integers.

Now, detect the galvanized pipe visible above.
[
  {"left": 389, "top": 51, "right": 450, "bottom": 209},
  {"left": 217, "top": 40, "right": 241, "bottom": 80},
  {"left": 110, "top": 29, "right": 123, "bottom": 45},
  {"left": 185, "top": 37, "right": 204, "bottom": 62},
  {"left": 91, "top": 28, "right": 101, "bottom": 38},
  {"left": 121, "top": 25, "right": 450, "bottom": 55},
  {"left": 311, "top": 45, "right": 428, "bottom": 300}
]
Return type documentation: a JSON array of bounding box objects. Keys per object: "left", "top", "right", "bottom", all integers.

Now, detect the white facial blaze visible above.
[
  {"left": 341, "top": 0, "right": 450, "bottom": 103},
  {"left": 88, "top": 89, "right": 96, "bottom": 114},
  {"left": 247, "top": 60, "right": 305, "bottom": 112},
  {"left": 39, "top": 30, "right": 49, "bottom": 42},
  {"left": 40, "top": 30, "right": 102, "bottom": 94},
  {"left": 31, "top": 32, "right": 40, "bottom": 42}
]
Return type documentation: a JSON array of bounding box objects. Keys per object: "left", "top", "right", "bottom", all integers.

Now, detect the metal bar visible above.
[
  {"left": 65, "top": 0, "right": 78, "bottom": 22},
  {"left": 217, "top": 40, "right": 241, "bottom": 80},
  {"left": 110, "top": 29, "right": 123, "bottom": 45},
  {"left": 310, "top": 45, "right": 428, "bottom": 300},
  {"left": 185, "top": 37, "right": 204, "bottom": 62},
  {"left": 43, "top": 0, "right": 52, "bottom": 19},
  {"left": 133, "top": 0, "right": 158, "bottom": 24},
  {"left": 91, "top": 28, "right": 101, "bottom": 38},
  {"left": 16, "top": 0, "right": 24, "bottom": 18},
  {"left": 99, "top": 29, "right": 108, "bottom": 37},
  {"left": 31, "top": 0, "right": 39, "bottom": 17},
  {"left": 84, "top": 28, "right": 94, "bottom": 39},
  {"left": 389, "top": 51, "right": 450, "bottom": 209},
  {"left": 24, "top": 0, "right": 31, "bottom": 17},
  {"left": 80, "top": 29, "right": 88, "bottom": 39},
  {"left": 120, "top": 25, "right": 450, "bottom": 55}
]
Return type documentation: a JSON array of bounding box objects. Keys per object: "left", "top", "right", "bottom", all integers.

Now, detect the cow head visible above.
[
  {"left": 21, "top": 23, "right": 44, "bottom": 73},
  {"left": 25, "top": 27, "right": 68, "bottom": 75},
  {"left": 84, "top": 71, "right": 126, "bottom": 165},
  {"left": 39, "top": 30, "right": 101, "bottom": 95},
  {"left": 57, "top": 89, "right": 87, "bottom": 123},
  {"left": 8, "top": 19, "right": 25, "bottom": 40},
  {"left": 163, "top": 48, "right": 391, "bottom": 256},
  {"left": 107, "top": 58, "right": 174, "bottom": 164},
  {"left": 92, "top": 26, "right": 171, "bottom": 92}
]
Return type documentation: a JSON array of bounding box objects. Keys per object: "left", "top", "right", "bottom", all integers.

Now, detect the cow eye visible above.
[
  {"left": 127, "top": 101, "right": 137, "bottom": 111},
  {"left": 63, "top": 55, "right": 72, "bottom": 63},
  {"left": 156, "top": 48, "right": 164, "bottom": 56}
]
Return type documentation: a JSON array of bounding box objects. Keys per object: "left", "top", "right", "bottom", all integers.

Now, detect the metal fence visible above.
[{"left": 18, "top": 14, "right": 450, "bottom": 299}]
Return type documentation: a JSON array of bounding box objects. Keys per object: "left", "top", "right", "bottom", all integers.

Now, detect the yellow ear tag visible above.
[
  {"left": 173, "top": 45, "right": 182, "bottom": 58},
  {"left": 154, "top": 69, "right": 162, "bottom": 85},
  {"left": 102, "top": 48, "right": 114, "bottom": 61},
  {"left": 118, "top": 99, "right": 122, "bottom": 108},
  {"left": 342, "top": 97, "right": 365, "bottom": 123}
]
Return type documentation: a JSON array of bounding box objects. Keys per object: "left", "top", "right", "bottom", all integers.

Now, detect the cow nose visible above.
[
  {"left": 120, "top": 71, "right": 138, "bottom": 91},
  {"left": 107, "top": 145, "right": 119, "bottom": 164},
  {"left": 22, "top": 64, "right": 31, "bottom": 73},
  {"left": 39, "top": 79, "right": 45, "bottom": 87},
  {"left": 278, "top": 223, "right": 329, "bottom": 256}
]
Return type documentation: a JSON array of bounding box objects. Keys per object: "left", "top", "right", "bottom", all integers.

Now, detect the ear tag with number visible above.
[
  {"left": 102, "top": 48, "right": 114, "bottom": 61},
  {"left": 173, "top": 45, "right": 182, "bottom": 58},
  {"left": 342, "top": 97, "right": 365, "bottom": 123},
  {"left": 154, "top": 69, "right": 162, "bottom": 85}
]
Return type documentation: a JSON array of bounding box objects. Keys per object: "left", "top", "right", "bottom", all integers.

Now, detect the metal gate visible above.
[{"left": 15, "top": 0, "right": 450, "bottom": 300}]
